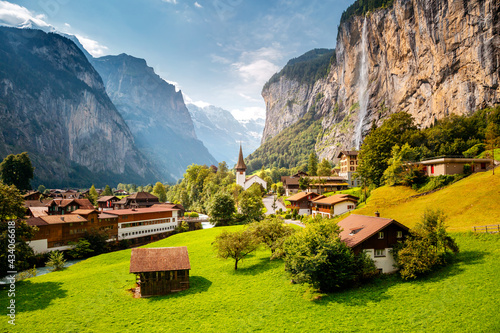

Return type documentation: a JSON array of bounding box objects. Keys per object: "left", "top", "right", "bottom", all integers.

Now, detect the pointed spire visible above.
[{"left": 235, "top": 144, "right": 247, "bottom": 171}]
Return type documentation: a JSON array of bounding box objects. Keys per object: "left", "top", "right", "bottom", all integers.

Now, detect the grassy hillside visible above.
[
  {"left": 2, "top": 225, "right": 500, "bottom": 332},
  {"left": 352, "top": 170, "right": 500, "bottom": 231}
]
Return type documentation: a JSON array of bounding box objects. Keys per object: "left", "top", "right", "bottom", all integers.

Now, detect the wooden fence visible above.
[{"left": 472, "top": 224, "right": 500, "bottom": 233}]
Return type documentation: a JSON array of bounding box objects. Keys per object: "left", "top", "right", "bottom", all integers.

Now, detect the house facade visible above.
[
  {"left": 337, "top": 151, "right": 360, "bottom": 187},
  {"left": 113, "top": 192, "right": 159, "bottom": 209},
  {"left": 286, "top": 191, "right": 321, "bottom": 215},
  {"left": 338, "top": 214, "right": 410, "bottom": 273},
  {"left": 310, "top": 194, "right": 358, "bottom": 218},
  {"left": 417, "top": 157, "right": 492, "bottom": 176},
  {"left": 47, "top": 199, "right": 94, "bottom": 215},
  {"left": 97, "top": 196, "right": 120, "bottom": 211}
]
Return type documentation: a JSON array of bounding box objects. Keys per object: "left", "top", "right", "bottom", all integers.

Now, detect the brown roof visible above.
[
  {"left": 28, "top": 207, "right": 48, "bottom": 217},
  {"left": 71, "top": 209, "right": 97, "bottom": 216},
  {"left": 130, "top": 247, "right": 191, "bottom": 273},
  {"left": 281, "top": 176, "right": 300, "bottom": 186},
  {"left": 338, "top": 214, "right": 409, "bottom": 248},
  {"left": 97, "top": 196, "right": 119, "bottom": 203},
  {"left": 337, "top": 150, "right": 359, "bottom": 158},
  {"left": 48, "top": 198, "right": 94, "bottom": 209},
  {"left": 287, "top": 191, "right": 319, "bottom": 202},
  {"left": 24, "top": 199, "right": 51, "bottom": 208},
  {"left": 98, "top": 213, "right": 118, "bottom": 219},
  {"left": 312, "top": 194, "right": 358, "bottom": 206},
  {"left": 26, "top": 216, "right": 48, "bottom": 226},
  {"left": 153, "top": 203, "right": 185, "bottom": 210},
  {"left": 105, "top": 206, "right": 179, "bottom": 216},
  {"left": 40, "top": 215, "right": 86, "bottom": 224},
  {"left": 127, "top": 192, "right": 159, "bottom": 200},
  {"left": 235, "top": 145, "right": 247, "bottom": 171}
]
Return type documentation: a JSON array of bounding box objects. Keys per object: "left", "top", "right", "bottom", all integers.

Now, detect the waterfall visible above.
[{"left": 354, "top": 17, "right": 369, "bottom": 150}]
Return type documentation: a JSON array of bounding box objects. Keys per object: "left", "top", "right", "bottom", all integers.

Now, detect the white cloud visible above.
[
  {"left": 230, "top": 107, "right": 266, "bottom": 121},
  {"left": 0, "top": 1, "right": 52, "bottom": 29},
  {"left": 194, "top": 2, "right": 203, "bottom": 8},
  {"left": 164, "top": 79, "right": 181, "bottom": 92},
  {"left": 233, "top": 59, "right": 279, "bottom": 84},
  {"left": 64, "top": 22, "right": 71, "bottom": 28},
  {"left": 75, "top": 34, "right": 109, "bottom": 57},
  {"left": 238, "top": 92, "right": 260, "bottom": 103},
  {"left": 182, "top": 92, "right": 211, "bottom": 108},
  {"left": 162, "top": 0, "right": 178, "bottom": 4},
  {"left": 210, "top": 54, "right": 231, "bottom": 64}
]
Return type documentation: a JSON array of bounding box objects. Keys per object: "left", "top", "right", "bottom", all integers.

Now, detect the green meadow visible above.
[{"left": 2, "top": 226, "right": 499, "bottom": 332}]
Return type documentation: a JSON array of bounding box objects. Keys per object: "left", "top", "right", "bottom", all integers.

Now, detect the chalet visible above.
[
  {"left": 130, "top": 247, "right": 191, "bottom": 297},
  {"left": 337, "top": 151, "right": 360, "bottom": 187},
  {"left": 114, "top": 189, "right": 129, "bottom": 196},
  {"left": 153, "top": 203, "right": 186, "bottom": 217},
  {"left": 60, "top": 189, "right": 81, "bottom": 199},
  {"left": 106, "top": 206, "right": 180, "bottom": 244},
  {"left": 235, "top": 145, "right": 267, "bottom": 190},
  {"left": 113, "top": 192, "right": 159, "bottom": 209},
  {"left": 310, "top": 194, "right": 358, "bottom": 218},
  {"left": 46, "top": 199, "right": 94, "bottom": 215},
  {"left": 307, "top": 176, "right": 349, "bottom": 194},
  {"left": 417, "top": 157, "right": 492, "bottom": 177},
  {"left": 281, "top": 175, "right": 300, "bottom": 196},
  {"left": 23, "top": 191, "right": 41, "bottom": 201},
  {"left": 338, "top": 214, "right": 410, "bottom": 273},
  {"left": 97, "top": 196, "right": 120, "bottom": 211},
  {"left": 98, "top": 212, "right": 119, "bottom": 239},
  {"left": 287, "top": 191, "right": 321, "bottom": 215}
]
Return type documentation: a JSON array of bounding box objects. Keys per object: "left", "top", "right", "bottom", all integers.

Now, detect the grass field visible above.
[
  {"left": 2, "top": 226, "right": 499, "bottom": 332},
  {"left": 352, "top": 170, "right": 500, "bottom": 231}
]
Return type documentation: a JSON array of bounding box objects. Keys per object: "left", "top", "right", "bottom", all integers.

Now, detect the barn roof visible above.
[
  {"left": 337, "top": 214, "right": 409, "bottom": 248},
  {"left": 130, "top": 247, "right": 191, "bottom": 273}
]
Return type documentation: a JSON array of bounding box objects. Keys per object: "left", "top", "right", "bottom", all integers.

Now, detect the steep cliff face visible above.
[
  {"left": 0, "top": 27, "right": 157, "bottom": 187},
  {"left": 91, "top": 54, "right": 217, "bottom": 180},
  {"left": 260, "top": 0, "right": 500, "bottom": 164}
]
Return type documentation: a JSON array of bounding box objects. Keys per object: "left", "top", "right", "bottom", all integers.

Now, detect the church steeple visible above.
[{"left": 235, "top": 144, "right": 247, "bottom": 172}]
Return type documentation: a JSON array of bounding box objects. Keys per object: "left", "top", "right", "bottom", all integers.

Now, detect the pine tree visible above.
[{"left": 308, "top": 152, "right": 318, "bottom": 176}]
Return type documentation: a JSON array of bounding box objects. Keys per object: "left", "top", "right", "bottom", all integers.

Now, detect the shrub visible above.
[
  {"left": 284, "top": 214, "right": 292, "bottom": 219},
  {"left": 68, "top": 239, "right": 94, "bottom": 259},
  {"left": 46, "top": 251, "right": 66, "bottom": 271},
  {"left": 16, "top": 266, "right": 37, "bottom": 281},
  {"left": 189, "top": 212, "right": 199, "bottom": 218}
]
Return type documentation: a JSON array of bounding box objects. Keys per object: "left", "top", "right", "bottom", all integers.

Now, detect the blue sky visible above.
[{"left": 0, "top": 0, "right": 352, "bottom": 120}]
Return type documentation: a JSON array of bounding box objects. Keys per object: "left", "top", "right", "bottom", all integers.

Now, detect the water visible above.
[
  {"left": 354, "top": 17, "right": 369, "bottom": 150},
  {"left": 0, "top": 259, "right": 82, "bottom": 284}
]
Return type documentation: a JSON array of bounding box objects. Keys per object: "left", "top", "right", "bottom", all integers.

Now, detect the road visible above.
[{"left": 262, "top": 195, "right": 286, "bottom": 215}]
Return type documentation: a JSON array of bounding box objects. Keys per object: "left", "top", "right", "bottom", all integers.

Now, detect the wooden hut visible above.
[{"left": 129, "top": 247, "right": 191, "bottom": 297}]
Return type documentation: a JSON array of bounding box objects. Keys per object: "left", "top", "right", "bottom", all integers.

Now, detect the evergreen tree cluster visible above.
[{"left": 340, "top": 0, "right": 395, "bottom": 25}]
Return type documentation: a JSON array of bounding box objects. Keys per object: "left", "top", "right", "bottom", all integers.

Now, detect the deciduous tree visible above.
[
  {"left": 213, "top": 229, "right": 260, "bottom": 270},
  {"left": 153, "top": 182, "right": 167, "bottom": 202},
  {"left": 317, "top": 158, "right": 332, "bottom": 176},
  {"left": 0, "top": 152, "right": 34, "bottom": 191},
  {"left": 208, "top": 192, "right": 236, "bottom": 226}
]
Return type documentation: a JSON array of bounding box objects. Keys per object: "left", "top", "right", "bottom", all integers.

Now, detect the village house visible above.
[
  {"left": 46, "top": 198, "right": 94, "bottom": 215},
  {"left": 106, "top": 206, "right": 181, "bottom": 244},
  {"left": 338, "top": 213, "right": 409, "bottom": 273},
  {"left": 130, "top": 246, "right": 191, "bottom": 297},
  {"left": 235, "top": 145, "right": 267, "bottom": 190},
  {"left": 307, "top": 176, "right": 349, "bottom": 194},
  {"left": 97, "top": 195, "right": 120, "bottom": 211},
  {"left": 416, "top": 157, "right": 492, "bottom": 177},
  {"left": 113, "top": 191, "right": 159, "bottom": 209},
  {"left": 311, "top": 194, "right": 358, "bottom": 218},
  {"left": 338, "top": 151, "right": 360, "bottom": 187},
  {"left": 281, "top": 175, "right": 301, "bottom": 196},
  {"left": 23, "top": 191, "right": 41, "bottom": 201},
  {"left": 286, "top": 191, "right": 321, "bottom": 215}
]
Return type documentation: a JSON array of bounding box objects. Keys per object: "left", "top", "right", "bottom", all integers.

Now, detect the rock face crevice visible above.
[
  {"left": 0, "top": 27, "right": 158, "bottom": 187},
  {"left": 261, "top": 0, "right": 500, "bottom": 162}
]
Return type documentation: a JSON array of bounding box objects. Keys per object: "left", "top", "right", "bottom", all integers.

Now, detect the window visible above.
[
  {"left": 431, "top": 165, "right": 434, "bottom": 174},
  {"left": 350, "top": 161, "right": 354, "bottom": 165},
  {"left": 397, "top": 231, "right": 403, "bottom": 238},
  {"left": 378, "top": 232, "right": 384, "bottom": 239},
  {"left": 374, "top": 249, "right": 385, "bottom": 257},
  {"left": 350, "top": 167, "right": 355, "bottom": 171},
  {"left": 347, "top": 205, "right": 354, "bottom": 210}
]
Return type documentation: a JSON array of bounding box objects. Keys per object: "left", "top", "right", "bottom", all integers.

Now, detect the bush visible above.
[
  {"left": 45, "top": 251, "right": 66, "bottom": 271},
  {"left": 284, "top": 214, "right": 292, "bottom": 219},
  {"left": 189, "top": 212, "right": 199, "bottom": 218},
  {"left": 16, "top": 266, "right": 37, "bottom": 281},
  {"left": 68, "top": 239, "right": 94, "bottom": 259}
]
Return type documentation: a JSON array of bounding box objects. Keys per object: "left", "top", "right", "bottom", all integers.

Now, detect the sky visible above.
[{"left": 0, "top": 0, "right": 352, "bottom": 121}]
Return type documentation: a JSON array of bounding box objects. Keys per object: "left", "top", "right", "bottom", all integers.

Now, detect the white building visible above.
[{"left": 235, "top": 145, "right": 267, "bottom": 191}]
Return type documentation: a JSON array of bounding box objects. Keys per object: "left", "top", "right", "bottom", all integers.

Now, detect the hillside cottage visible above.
[
  {"left": 286, "top": 191, "right": 321, "bottom": 215},
  {"left": 311, "top": 194, "right": 358, "bottom": 218},
  {"left": 113, "top": 192, "right": 159, "bottom": 209},
  {"left": 417, "top": 157, "right": 492, "bottom": 176},
  {"left": 337, "top": 151, "right": 360, "bottom": 187},
  {"left": 338, "top": 214, "right": 409, "bottom": 273},
  {"left": 130, "top": 247, "right": 191, "bottom": 297}
]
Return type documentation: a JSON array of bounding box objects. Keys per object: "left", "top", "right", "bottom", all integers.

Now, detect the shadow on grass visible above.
[
  {"left": 146, "top": 276, "right": 212, "bottom": 301},
  {"left": 316, "top": 250, "right": 487, "bottom": 306},
  {"left": 6, "top": 280, "right": 67, "bottom": 313},
  {"left": 233, "top": 257, "right": 280, "bottom": 276}
]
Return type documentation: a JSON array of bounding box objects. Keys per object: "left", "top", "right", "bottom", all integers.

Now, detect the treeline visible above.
[
  {"left": 357, "top": 105, "right": 500, "bottom": 187},
  {"left": 263, "top": 49, "right": 335, "bottom": 90},
  {"left": 340, "top": 0, "right": 394, "bottom": 25},
  {"left": 245, "top": 111, "right": 323, "bottom": 173}
]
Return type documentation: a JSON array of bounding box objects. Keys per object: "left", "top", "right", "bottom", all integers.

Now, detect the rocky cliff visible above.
[
  {"left": 91, "top": 54, "right": 217, "bottom": 180},
  {"left": 0, "top": 27, "right": 158, "bottom": 187},
  {"left": 258, "top": 0, "right": 500, "bottom": 166}
]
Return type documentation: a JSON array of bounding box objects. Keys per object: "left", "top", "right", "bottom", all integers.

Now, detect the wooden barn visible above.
[{"left": 130, "top": 247, "right": 191, "bottom": 297}]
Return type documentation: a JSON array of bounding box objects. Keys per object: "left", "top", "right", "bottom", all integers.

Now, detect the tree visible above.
[
  {"left": 283, "top": 220, "right": 376, "bottom": 291},
  {"left": 298, "top": 176, "right": 310, "bottom": 191},
  {"left": 0, "top": 183, "right": 37, "bottom": 277},
  {"left": 485, "top": 122, "right": 500, "bottom": 175},
  {"left": 238, "top": 186, "right": 265, "bottom": 222},
  {"left": 395, "top": 209, "right": 459, "bottom": 280},
  {"left": 37, "top": 185, "right": 46, "bottom": 194},
  {"left": 317, "top": 158, "right": 332, "bottom": 176},
  {"left": 213, "top": 228, "right": 260, "bottom": 270},
  {"left": 101, "top": 185, "right": 113, "bottom": 196},
  {"left": 208, "top": 192, "right": 236, "bottom": 226},
  {"left": 153, "top": 182, "right": 167, "bottom": 202},
  {"left": 382, "top": 143, "right": 417, "bottom": 186},
  {"left": 308, "top": 152, "right": 318, "bottom": 176},
  {"left": 68, "top": 239, "right": 94, "bottom": 259},
  {"left": 0, "top": 152, "right": 34, "bottom": 191},
  {"left": 88, "top": 185, "right": 98, "bottom": 206},
  {"left": 249, "top": 217, "right": 295, "bottom": 255}
]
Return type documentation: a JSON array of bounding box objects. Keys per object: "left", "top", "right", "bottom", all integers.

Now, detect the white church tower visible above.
[{"left": 235, "top": 144, "right": 247, "bottom": 188}]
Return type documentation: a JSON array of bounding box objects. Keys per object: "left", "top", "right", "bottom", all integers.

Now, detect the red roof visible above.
[
  {"left": 105, "top": 206, "right": 179, "bottom": 216},
  {"left": 26, "top": 217, "right": 48, "bottom": 226},
  {"left": 338, "top": 214, "right": 409, "bottom": 248},
  {"left": 48, "top": 199, "right": 93, "bottom": 209},
  {"left": 287, "top": 191, "right": 319, "bottom": 202},
  {"left": 312, "top": 194, "right": 358, "bottom": 206},
  {"left": 130, "top": 247, "right": 191, "bottom": 273}
]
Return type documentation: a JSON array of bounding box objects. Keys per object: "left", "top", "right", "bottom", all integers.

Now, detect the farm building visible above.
[{"left": 130, "top": 247, "right": 191, "bottom": 297}]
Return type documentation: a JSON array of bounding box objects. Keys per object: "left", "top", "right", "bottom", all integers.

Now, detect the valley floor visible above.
[{"left": 2, "top": 227, "right": 499, "bottom": 332}]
